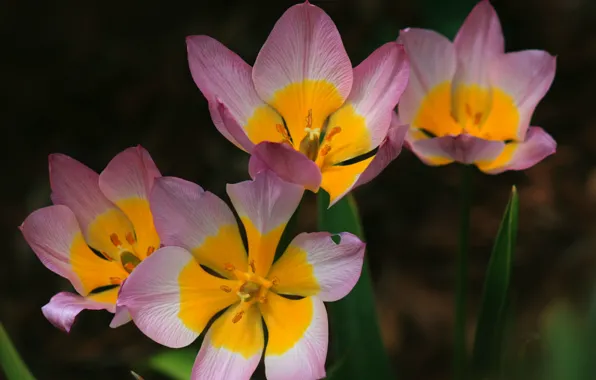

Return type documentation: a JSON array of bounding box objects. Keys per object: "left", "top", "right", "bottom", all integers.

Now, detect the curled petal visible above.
[
  {"left": 406, "top": 129, "right": 504, "bottom": 166},
  {"left": 324, "top": 42, "right": 409, "bottom": 165},
  {"left": 227, "top": 170, "right": 304, "bottom": 276},
  {"left": 253, "top": 1, "right": 352, "bottom": 145},
  {"left": 354, "top": 114, "right": 408, "bottom": 189},
  {"left": 186, "top": 35, "right": 283, "bottom": 149},
  {"left": 269, "top": 232, "right": 365, "bottom": 301},
  {"left": 248, "top": 142, "right": 322, "bottom": 192},
  {"left": 476, "top": 127, "right": 556, "bottom": 174},
  {"left": 42, "top": 291, "right": 116, "bottom": 333}
]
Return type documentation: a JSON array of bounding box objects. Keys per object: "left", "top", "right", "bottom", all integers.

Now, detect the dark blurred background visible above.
[{"left": 2, "top": 0, "right": 595, "bottom": 379}]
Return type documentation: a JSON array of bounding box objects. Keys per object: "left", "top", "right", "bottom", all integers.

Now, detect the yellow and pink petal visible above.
[
  {"left": 192, "top": 304, "right": 264, "bottom": 380},
  {"left": 226, "top": 171, "right": 304, "bottom": 277},
  {"left": 248, "top": 142, "right": 322, "bottom": 192},
  {"left": 42, "top": 291, "right": 116, "bottom": 333},
  {"left": 186, "top": 35, "right": 283, "bottom": 150},
  {"left": 118, "top": 246, "right": 238, "bottom": 348},
  {"left": 398, "top": 28, "right": 460, "bottom": 137},
  {"left": 450, "top": 0, "right": 504, "bottom": 130},
  {"left": 99, "top": 146, "right": 161, "bottom": 260},
  {"left": 320, "top": 113, "right": 407, "bottom": 206},
  {"left": 20, "top": 205, "right": 128, "bottom": 297},
  {"left": 49, "top": 154, "right": 136, "bottom": 260},
  {"left": 487, "top": 50, "right": 556, "bottom": 141},
  {"left": 252, "top": 2, "right": 352, "bottom": 145},
  {"left": 406, "top": 131, "right": 504, "bottom": 167},
  {"left": 353, "top": 115, "right": 409, "bottom": 189},
  {"left": 260, "top": 294, "right": 328, "bottom": 380},
  {"left": 475, "top": 126, "right": 556, "bottom": 174},
  {"left": 268, "top": 231, "right": 364, "bottom": 302},
  {"left": 150, "top": 176, "right": 248, "bottom": 277},
  {"left": 322, "top": 42, "right": 409, "bottom": 167}
]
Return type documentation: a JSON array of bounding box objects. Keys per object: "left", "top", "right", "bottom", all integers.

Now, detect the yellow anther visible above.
[
  {"left": 123, "top": 262, "right": 136, "bottom": 273},
  {"left": 325, "top": 126, "right": 342, "bottom": 141},
  {"left": 249, "top": 260, "right": 256, "bottom": 273},
  {"left": 232, "top": 310, "right": 245, "bottom": 324},
  {"left": 109, "top": 277, "right": 122, "bottom": 285},
  {"left": 125, "top": 232, "right": 135, "bottom": 245},
  {"left": 146, "top": 246, "right": 155, "bottom": 256},
  {"left": 224, "top": 263, "right": 235, "bottom": 271},
  {"left": 320, "top": 145, "right": 331, "bottom": 157},
  {"left": 220, "top": 285, "right": 232, "bottom": 293},
  {"left": 110, "top": 233, "right": 122, "bottom": 247}
]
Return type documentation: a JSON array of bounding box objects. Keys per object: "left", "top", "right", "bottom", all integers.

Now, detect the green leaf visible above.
[
  {"left": 148, "top": 348, "right": 196, "bottom": 380},
  {"left": 317, "top": 191, "right": 393, "bottom": 380},
  {"left": 0, "top": 322, "right": 35, "bottom": 380},
  {"left": 472, "top": 186, "right": 519, "bottom": 377}
]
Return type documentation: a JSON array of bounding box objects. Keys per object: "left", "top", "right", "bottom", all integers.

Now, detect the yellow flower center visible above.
[
  {"left": 221, "top": 260, "right": 280, "bottom": 323},
  {"left": 275, "top": 108, "right": 343, "bottom": 165}
]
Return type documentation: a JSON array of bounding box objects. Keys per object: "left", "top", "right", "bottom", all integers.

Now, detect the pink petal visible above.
[
  {"left": 269, "top": 232, "right": 365, "bottom": 302},
  {"left": 227, "top": 170, "right": 304, "bottom": 238},
  {"left": 261, "top": 295, "right": 328, "bottom": 380},
  {"left": 478, "top": 126, "right": 556, "bottom": 174},
  {"left": 406, "top": 130, "right": 504, "bottom": 166},
  {"left": 325, "top": 42, "right": 409, "bottom": 165},
  {"left": 150, "top": 176, "right": 247, "bottom": 276},
  {"left": 50, "top": 154, "right": 128, "bottom": 234},
  {"left": 248, "top": 142, "right": 322, "bottom": 192},
  {"left": 354, "top": 113, "right": 408, "bottom": 189},
  {"left": 109, "top": 304, "right": 132, "bottom": 328},
  {"left": 49, "top": 153, "right": 135, "bottom": 258},
  {"left": 252, "top": 2, "right": 352, "bottom": 144},
  {"left": 453, "top": 0, "right": 504, "bottom": 87},
  {"left": 118, "top": 246, "right": 238, "bottom": 348},
  {"left": 227, "top": 170, "right": 304, "bottom": 276},
  {"left": 490, "top": 50, "right": 556, "bottom": 140},
  {"left": 186, "top": 35, "right": 282, "bottom": 150},
  {"left": 42, "top": 291, "right": 115, "bottom": 333},
  {"left": 397, "top": 28, "right": 457, "bottom": 126},
  {"left": 20, "top": 205, "right": 84, "bottom": 292},
  {"left": 211, "top": 100, "right": 256, "bottom": 152},
  {"left": 20, "top": 205, "right": 127, "bottom": 295},
  {"left": 99, "top": 146, "right": 161, "bottom": 204},
  {"left": 191, "top": 305, "right": 264, "bottom": 380}
]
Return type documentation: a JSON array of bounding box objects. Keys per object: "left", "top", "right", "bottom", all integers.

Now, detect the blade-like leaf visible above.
[
  {"left": 317, "top": 191, "right": 393, "bottom": 379},
  {"left": 472, "top": 186, "right": 519, "bottom": 376},
  {"left": 148, "top": 348, "right": 195, "bottom": 380},
  {"left": 0, "top": 322, "right": 35, "bottom": 380}
]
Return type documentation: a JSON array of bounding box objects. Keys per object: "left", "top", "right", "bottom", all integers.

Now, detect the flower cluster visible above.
[{"left": 20, "top": 1, "right": 556, "bottom": 379}]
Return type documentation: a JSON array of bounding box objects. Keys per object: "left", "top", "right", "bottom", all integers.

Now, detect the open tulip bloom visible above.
[
  {"left": 118, "top": 170, "right": 365, "bottom": 379},
  {"left": 186, "top": 1, "right": 410, "bottom": 206},
  {"left": 20, "top": 146, "right": 161, "bottom": 332},
  {"left": 399, "top": 0, "right": 557, "bottom": 173}
]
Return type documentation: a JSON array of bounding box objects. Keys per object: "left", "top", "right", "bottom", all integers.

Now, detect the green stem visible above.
[{"left": 455, "top": 165, "right": 473, "bottom": 380}]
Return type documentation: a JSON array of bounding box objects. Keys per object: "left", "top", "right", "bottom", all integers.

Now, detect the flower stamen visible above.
[
  {"left": 220, "top": 285, "right": 232, "bottom": 293},
  {"left": 110, "top": 233, "right": 122, "bottom": 247},
  {"left": 125, "top": 232, "right": 135, "bottom": 245},
  {"left": 299, "top": 109, "right": 320, "bottom": 161},
  {"left": 146, "top": 246, "right": 155, "bottom": 256}
]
